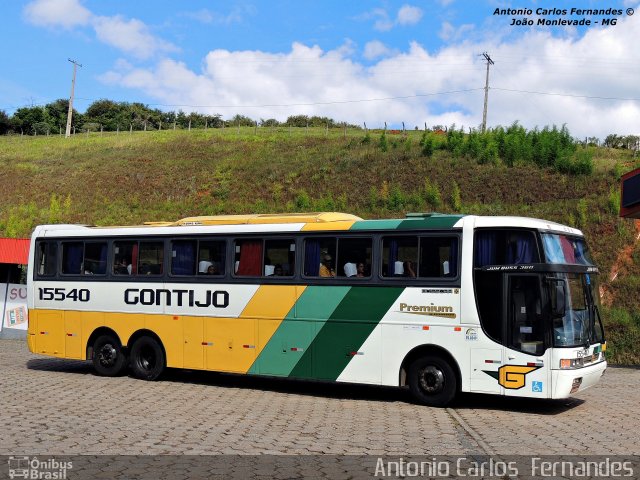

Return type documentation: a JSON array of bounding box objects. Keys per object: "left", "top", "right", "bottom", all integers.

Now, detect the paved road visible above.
[{"left": 1, "top": 339, "right": 638, "bottom": 457}]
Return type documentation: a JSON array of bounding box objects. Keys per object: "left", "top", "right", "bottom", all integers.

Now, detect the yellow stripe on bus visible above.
[
  {"left": 29, "top": 285, "right": 306, "bottom": 375},
  {"left": 301, "top": 220, "right": 356, "bottom": 231}
]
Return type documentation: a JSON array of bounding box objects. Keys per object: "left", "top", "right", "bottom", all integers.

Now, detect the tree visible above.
[
  {"left": 45, "top": 99, "right": 81, "bottom": 132},
  {"left": 0, "top": 110, "right": 10, "bottom": 134},
  {"left": 230, "top": 114, "right": 255, "bottom": 127},
  {"left": 11, "top": 107, "right": 45, "bottom": 134}
]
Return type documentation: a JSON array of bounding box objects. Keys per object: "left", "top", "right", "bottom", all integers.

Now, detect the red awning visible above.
[{"left": 0, "top": 238, "right": 30, "bottom": 265}]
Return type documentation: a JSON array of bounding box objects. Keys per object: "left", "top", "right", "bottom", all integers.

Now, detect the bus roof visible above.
[{"left": 31, "top": 213, "right": 582, "bottom": 237}]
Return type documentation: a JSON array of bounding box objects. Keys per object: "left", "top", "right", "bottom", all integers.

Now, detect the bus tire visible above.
[
  {"left": 408, "top": 355, "right": 457, "bottom": 407},
  {"left": 92, "top": 334, "right": 127, "bottom": 377},
  {"left": 129, "top": 336, "right": 165, "bottom": 381}
]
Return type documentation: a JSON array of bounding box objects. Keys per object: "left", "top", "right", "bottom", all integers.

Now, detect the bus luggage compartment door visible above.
[{"left": 35, "top": 310, "right": 65, "bottom": 357}]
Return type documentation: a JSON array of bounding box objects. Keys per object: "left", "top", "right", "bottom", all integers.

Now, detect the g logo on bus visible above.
[{"left": 483, "top": 365, "right": 540, "bottom": 390}]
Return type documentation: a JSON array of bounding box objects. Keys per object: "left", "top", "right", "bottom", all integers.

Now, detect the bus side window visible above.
[
  {"left": 37, "top": 241, "right": 58, "bottom": 276},
  {"left": 419, "top": 237, "right": 458, "bottom": 278},
  {"left": 198, "top": 240, "right": 226, "bottom": 276},
  {"left": 235, "top": 239, "right": 263, "bottom": 276},
  {"left": 381, "top": 236, "right": 418, "bottom": 278},
  {"left": 84, "top": 243, "right": 107, "bottom": 275},
  {"left": 304, "top": 238, "right": 336, "bottom": 277},
  {"left": 61, "top": 242, "right": 83, "bottom": 275},
  {"left": 264, "top": 239, "right": 295, "bottom": 276},
  {"left": 113, "top": 241, "right": 136, "bottom": 275},
  {"left": 139, "top": 242, "right": 164, "bottom": 275},
  {"left": 337, "top": 237, "right": 371, "bottom": 278},
  {"left": 172, "top": 240, "right": 197, "bottom": 276}
]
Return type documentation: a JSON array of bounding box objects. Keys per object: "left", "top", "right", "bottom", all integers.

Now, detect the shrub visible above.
[
  {"left": 479, "top": 139, "right": 499, "bottom": 165},
  {"left": 420, "top": 133, "right": 434, "bottom": 157},
  {"left": 387, "top": 185, "right": 405, "bottom": 211},
  {"left": 423, "top": 180, "right": 441, "bottom": 209},
  {"left": 295, "top": 190, "right": 311, "bottom": 210},
  {"left": 451, "top": 181, "right": 462, "bottom": 211},
  {"left": 379, "top": 133, "right": 388, "bottom": 152},
  {"left": 608, "top": 187, "right": 621, "bottom": 215},
  {"left": 576, "top": 199, "right": 588, "bottom": 228}
]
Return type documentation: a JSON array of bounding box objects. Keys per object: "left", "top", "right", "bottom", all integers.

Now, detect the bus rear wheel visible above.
[
  {"left": 92, "top": 334, "right": 127, "bottom": 377},
  {"left": 129, "top": 336, "right": 165, "bottom": 381},
  {"left": 408, "top": 355, "right": 457, "bottom": 407}
]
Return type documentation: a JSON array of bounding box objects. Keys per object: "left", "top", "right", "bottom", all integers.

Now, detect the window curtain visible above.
[
  {"left": 304, "top": 240, "right": 320, "bottom": 276},
  {"left": 386, "top": 239, "right": 398, "bottom": 276},
  {"left": 131, "top": 243, "right": 139, "bottom": 275},
  {"left": 508, "top": 233, "right": 535, "bottom": 264},
  {"left": 237, "top": 240, "right": 263, "bottom": 276},
  {"left": 172, "top": 241, "right": 196, "bottom": 275},
  {"left": 474, "top": 231, "right": 497, "bottom": 266},
  {"left": 560, "top": 236, "right": 576, "bottom": 264},
  {"left": 542, "top": 234, "right": 564, "bottom": 263},
  {"left": 574, "top": 240, "right": 588, "bottom": 265},
  {"left": 64, "top": 243, "right": 83, "bottom": 274}
]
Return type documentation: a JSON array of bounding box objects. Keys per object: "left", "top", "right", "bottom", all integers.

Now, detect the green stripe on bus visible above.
[
  {"left": 289, "top": 286, "right": 404, "bottom": 381},
  {"left": 248, "top": 286, "right": 351, "bottom": 376},
  {"left": 350, "top": 219, "right": 403, "bottom": 230},
  {"left": 397, "top": 215, "right": 464, "bottom": 230},
  {"left": 350, "top": 216, "right": 463, "bottom": 231}
]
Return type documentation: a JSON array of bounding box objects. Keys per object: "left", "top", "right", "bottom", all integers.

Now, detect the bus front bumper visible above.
[{"left": 551, "top": 360, "right": 607, "bottom": 399}]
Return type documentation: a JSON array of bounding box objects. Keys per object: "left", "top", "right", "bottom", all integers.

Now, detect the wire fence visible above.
[{"left": 1, "top": 120, "right": 444, "bottom": 140}]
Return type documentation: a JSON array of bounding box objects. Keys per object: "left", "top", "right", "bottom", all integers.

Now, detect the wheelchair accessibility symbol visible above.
[{"left": 532, "top": 381, "right": 543, "bottom": 393}]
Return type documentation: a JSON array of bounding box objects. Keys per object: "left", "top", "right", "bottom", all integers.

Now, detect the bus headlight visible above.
[{"left": 560, "top": 358, "right": 582, "bottom": 369}]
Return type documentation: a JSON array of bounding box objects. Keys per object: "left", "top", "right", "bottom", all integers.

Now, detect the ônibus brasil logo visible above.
[{"left": 7, "top": 457, "right": 72, "bottom": 479}]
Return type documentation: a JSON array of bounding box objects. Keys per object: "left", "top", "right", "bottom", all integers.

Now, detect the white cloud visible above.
[
  {"left": 363, "top": 40, "right": 396, "bottom": 60},
  {"left": 439, "top": 21, "right": 475, "bottom": 42},
  {"left": 23, "top": 0, "right": 91, "bottom": 29},
  {"left": 360, "top": 5, "right": 424, "bottom": 31},
  {"left": 100, "top": 15, "right": 640, "bottom": 139},
  {"left": 93, "top": 15, "right": 178, "bottom": 59},
  {"left": 23, "top": 0, "right": 177, "bottom": 59},
  {"left": 397, "top": 5, "right": 423, "bottom": 26},
  {"left": 181, "top": 6, "right": 255, "bottom": 25}
]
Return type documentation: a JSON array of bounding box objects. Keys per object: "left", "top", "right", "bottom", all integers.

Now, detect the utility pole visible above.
[
  {"left": 480, "top": 52, "right": 493, "bottom": 133},
  {"left": 65, "top": 58, "right": 82, "bottom": 138}
]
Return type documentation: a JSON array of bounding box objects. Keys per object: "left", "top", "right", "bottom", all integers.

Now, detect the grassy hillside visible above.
[{"left": 1, "top": 128, "right": 639, "bottom": 363}]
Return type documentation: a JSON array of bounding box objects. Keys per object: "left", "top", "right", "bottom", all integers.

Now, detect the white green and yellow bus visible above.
[{"left": 27, "top": 212, "right": 606, "bottom": 406}]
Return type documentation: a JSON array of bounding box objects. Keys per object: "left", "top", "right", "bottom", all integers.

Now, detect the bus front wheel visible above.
[
  {"left": 92, "top": 334, "right": 127, "bottom": 377},
  {"left": 129, "top": 336, "right": 165, "bottom": 381},
  {"left": 408, "top": 356, "right": 457, "bottom": 407}
]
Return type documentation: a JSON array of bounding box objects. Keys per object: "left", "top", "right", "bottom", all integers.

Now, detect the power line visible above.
[
  {"left": 5, "top": 85, "right": 639, "bottom": 115},
  {"left": 492, "top": 87, "right": 640, "bottom": 102},
  {"left": 68, "top": 88, "right": 486, "bottom": 109}
]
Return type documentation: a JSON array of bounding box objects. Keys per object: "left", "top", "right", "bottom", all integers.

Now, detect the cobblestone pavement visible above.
[{"left": 1, "top": 339, "right": 638, "bottom": 457}]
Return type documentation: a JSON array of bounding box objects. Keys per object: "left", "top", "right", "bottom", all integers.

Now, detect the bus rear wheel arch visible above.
[
  {"left": 128, "top": 333, "right": 166, "bottom": 381},
  {"left": 90, "top": 332, "right": 128, "bottom": 377}
]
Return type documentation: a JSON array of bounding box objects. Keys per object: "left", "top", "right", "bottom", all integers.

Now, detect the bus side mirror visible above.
[{"left": 552, "top": 281, "right": 566, "bottom": 318}]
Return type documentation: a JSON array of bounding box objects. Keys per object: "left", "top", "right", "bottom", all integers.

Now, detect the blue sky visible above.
[{"left": 2, "top": 0, "right": 639, "bottom": 137}]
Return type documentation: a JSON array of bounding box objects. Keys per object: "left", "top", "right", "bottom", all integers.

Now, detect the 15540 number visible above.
[{"left": 38, "top": 287, "right": 90, "bottom": 302}]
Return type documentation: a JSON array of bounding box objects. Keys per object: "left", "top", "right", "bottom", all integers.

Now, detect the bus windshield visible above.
[
  {"left": 541, "top": 233, "right": 593, "bottom": 265},
  {"left": 553, "top": 273, "right": 604, "bottom": 347}
]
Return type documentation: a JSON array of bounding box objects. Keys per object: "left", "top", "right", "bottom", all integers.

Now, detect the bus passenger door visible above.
[{"left": 502, "top": 274, "right": 550, "bottom": 398}]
